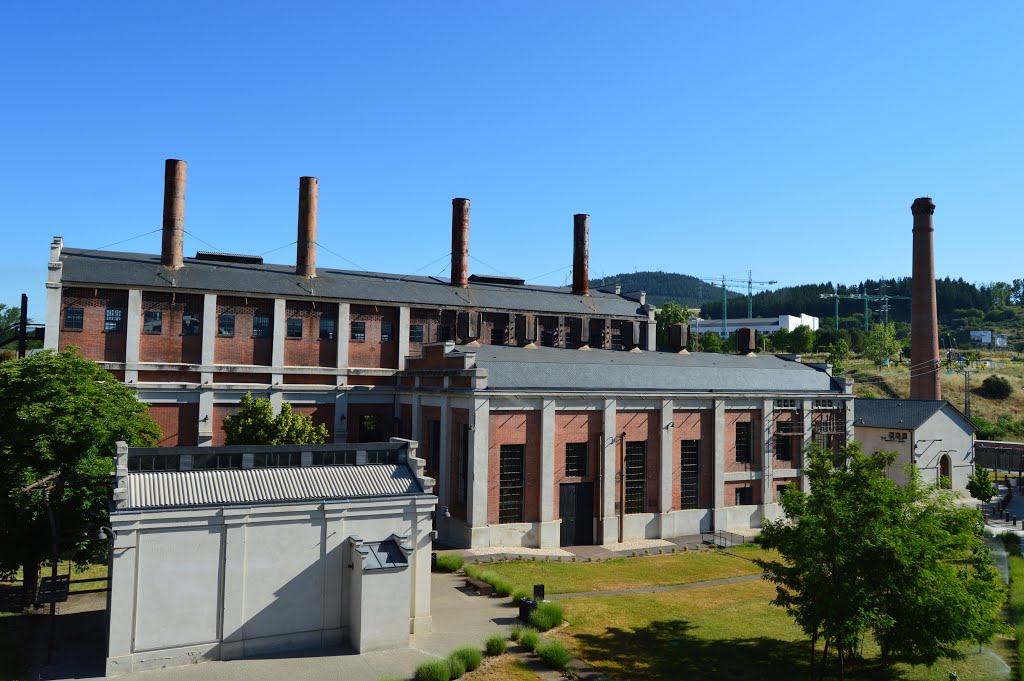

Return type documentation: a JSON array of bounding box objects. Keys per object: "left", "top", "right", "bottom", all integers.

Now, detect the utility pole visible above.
[
  {"left": 18, "top": 293, "right": 28, "bottom": 358},
  {"left": 819, "top": 288, "right": 909, "bottom": 332},
  {"left": 964, "top": 368, "right": 972, "bottom": 419}
]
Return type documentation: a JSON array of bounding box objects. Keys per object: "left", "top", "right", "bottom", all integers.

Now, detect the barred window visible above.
[
  {"left": 253, "top": 452, "right": 301, "bottom": 467},
  {"left": 313, "top": 450, "right": 356, "bottom": 466},
  {"left": 498, "top": 444, "right": 525, "bottom": 523},
  {"left": 565, "top": 442, "right": 588, "bottom": 477},
  {"left": 381, "top": 321, "right": 393, "bottom": 342},
  {"left": 182, "top": 312, "right": 201, "bottom": 336},
  {"left": 143, "top": 310, "right": 162, "bottom": 334},
  {"left": 775, "top": 433, "right": 794, "bottom": 461},
  {"left": 351, "top": 321, "right": 366, "bottom": 342},
  {"left": 104, "top": 308, "right": 125, "bottom": 332},
  {"left": 253, "top": 315, "right": 270, "bottom": 338},
  {"left": 64, "top": 307, "right": 84, "bottom": 330},
  {"left": 735, "top": 422, "right": 753, "bottom": 463},
  {"left": 680, "top": 439, "right": 699, "bottom": 510},
  {"left": 625, "top": 441, "right": 646, "bottom": 514},
  {"left": 735, "top": 486, "right": 753, "bottom": 505},
  {"left": 287, "top": 318, "right": 303, "bottom": 338},
  {"left": 128, "top": 454, "right": 179, "bottom": 472},
  {"left": 319, "top": 318, "right": 336, "bottom": 340},
  {"left": 218, "top": 314, "right": 235, "bottom": 337},
  {"left": 192, "top": 453, "right": 243, "bottom": 469},
  {"left": 409, "top": 324, "right": 424, "bottom": 343}
]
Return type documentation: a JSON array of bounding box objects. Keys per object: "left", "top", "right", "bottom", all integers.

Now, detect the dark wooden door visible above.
[{"left": 559, "top": 482, "right": 594, "bottom": 546}]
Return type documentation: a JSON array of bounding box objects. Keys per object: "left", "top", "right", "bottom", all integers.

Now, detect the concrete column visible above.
[
  {"left": 600, "top": 398, "right": 618, "bottom": 544},
  {"left": 105, "top": 529, "right": 138, "bottom": 669},
  {"left": 410, "top": 394, "right": 423, "bottom": 442},
  {"left": 398, "top": 306, "right": 411, "bottom": 369},
  {"left": 761, "top": 399, "right": 774, "bottom": 510},
  {"left": 44, "top": 237, "right": 63, "bottom": 351},
  {"left": 646, "top": 310, "right": 657, "bottom": 352},
  {"left": 538, "top": 398, "right": 559, "bottom": 548},
  {"left": 201, "top": 293, "right": 217, "bottom": 367},
  {"left": 271, "top": 299, "right": 286, "bottom": 403},
  {"left": 322, "top": 507, "right": 347, "bottom": 643},
  {"left": 467, "top": 396, "right": 490, "bottom": 548},
  {"left": 712, "top": 399, "right": 726, "bottom": 530},
  {"left": 658, "top": 399, "right": 674, "bottom": 537},
  {"left": 337, "top": 302, "right": 350, "bottom": 380},
  {"left": 439, "top": 397, "right": 452, "bottom": 512},
  {"left": 219, "top": 513, "right": 248, "bottom": 660},
  {"left": 125, "top": 289, "right": 142, "bottom": 384},
  {"left": 335, "top": 392, "right": 349, "bottom": 443},
  {"left": 844, "top": 399, "right": 855, "bottom": 447},
  {"left": 802, "top": 399, "right": 814, "bottom": 492},
  {"left": 411, "top": 514, "right": 433, "bottom": 633},
  {"left": 198, "top": 390, "right": 214, "bottom": 446}
]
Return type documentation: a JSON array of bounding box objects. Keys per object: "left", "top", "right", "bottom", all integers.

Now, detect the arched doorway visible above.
[{"left": 939, "top": 455, "right": 952, "bottom": 489}]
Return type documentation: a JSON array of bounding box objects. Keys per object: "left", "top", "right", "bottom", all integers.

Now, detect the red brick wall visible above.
[
  {"left": 399, "top": 404, "right": 412, "bottom": 440},
  {"left": 214, "top": 296, "right": 273, "bottom": 366},
  {"left": 212, "top": 404, "right": 240, "bottom": 446},
  {"left": 725, "top": 410, "right": 761, "bottom": 473},
  {"left": 773, "top": 476, "right": 801, "bottom": 501},
  {"left": 347, "top": 375, "right": 393, "bottom": 386},
  {"left": 481, "top": 312, "right": 511, "bottom": 346},
  {"left": 408, "top": 308, "right": 441, "bottom": 358},
  {"left": 670, "top": 410, "right": 713, "bottom": 510},
  {"left": 148, "top": 403, "right": 199, "bottom": 447},
  {"left": 553, "top": 411, "right": 601, "bottom": 518},
  {"left": 774, "top": 410, "right": 803, "bottom": 469},
  {"left": 725, "top": 481, "right": 761, "bottom": 506},
  {"left": 449, "top": 408, "right": 470, "bottom": 522},
  {"left": 283, "top": 373, "right": 333, "bottom": 385},
  {"left": 488, "top": 411, "right": 541, "bottom": 524},
  {"left": 291, "top": 403, "right": 335, "bottom": 440},
  {"left": 537, "top": 316, "right": 562, "bottom": 347},
  {"left": 347, "top": 402, "right": 393, "bottom": 443},
  {"left": 139, "top": 292, "right": 203, "bottom": 364},
  {"left": 349, "top": 305, "right": 399, "bottom": 369},
  {"left": 59, "top": 287, "right": 128, "bottom": 362},
  {"left": 284, "top": 301, "right": 337, "bottom": 368},
  {"left": 615, "top": 410, "right": 660, "bottom": 513}
]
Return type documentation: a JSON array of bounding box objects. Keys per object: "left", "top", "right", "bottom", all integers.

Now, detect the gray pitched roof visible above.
[
  {"left": 852, "top": 399, "right": 970, "bottom": 431},
  {"left": 123, "top": 463, "right": 423, "bottom": 510},
  {"left": 60, "top": 248, "right": 647, "bottom": 318},
  {"left": 455, "top": 344, "right": 843, "bottom": 394}
]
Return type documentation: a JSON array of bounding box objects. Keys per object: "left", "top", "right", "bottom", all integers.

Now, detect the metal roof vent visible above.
[{"left": 195, "top": 251, "right": 264, "bottom": 265}]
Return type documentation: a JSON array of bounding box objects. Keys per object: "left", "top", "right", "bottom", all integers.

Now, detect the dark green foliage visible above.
[
  {"left": 697, "top": 331, "right": 722, "bottom": 353},
  {"left": 755, "top": 442, "right": 1005, "bottom": 678},
  {"left": 973, "top": 414, "right": 1024, "bottom": 441},
  {"left": 981, "top": 375, "right": 1014, "bottom": 400},
  {"left": 966, "top": 464, "right": 997, "bottom": 504},
  {"left": 434, "top": 553, "right": 464, "bottom": 572},
  {"left": 655, "top": 301, "right": 693, "bottom": 350},
  {"left": 414, "top": 659, "right": 450, "bottom": 681},
  {"left": 789, "top": 325, "right": 815, "bottom": 354},
  {"left": 446, "top": 654, "right": 465, "bottom": 679},
  {"left": 535, "top": 641, "right": 572, "bottom": 670},
  {"left": 484, "top": 634, "right": 506, "bottom": 656},
  {"left": 451, "top": 646, "right": 481, "bottom": 671},
  {"left": 529, "top": 601, "right": 564, "bottom": 631},
  {"left": 222, "top": 391, "right": 329, "bottom": 445},
  {"left": 589, "top": 272, "right": 728, "bottom": 309},
  {"left": 0, "top": 349, "right": 161, "bottom": 605},
  {"left": 519, "top": 629, "right": 540, "bottom": 652},
  {"left": 511, "top": 588, "right": 530, "bottom": 604}
]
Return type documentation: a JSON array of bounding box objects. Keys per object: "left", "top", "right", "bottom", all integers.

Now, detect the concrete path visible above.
[{"left": 549, "top": 573, "right": 764, "bottom": 600}]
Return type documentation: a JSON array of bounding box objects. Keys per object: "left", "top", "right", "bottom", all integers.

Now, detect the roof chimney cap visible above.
[{"left": 911, "top": 197, "right": 935, "bottom": 216}]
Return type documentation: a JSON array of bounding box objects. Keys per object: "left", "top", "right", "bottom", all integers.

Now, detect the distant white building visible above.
[
  {"left": 689, "top": 314, "right": 820, "bottom": 338},
  {"left": 105, "top": 439, "right": 436, "bottom": 677}
]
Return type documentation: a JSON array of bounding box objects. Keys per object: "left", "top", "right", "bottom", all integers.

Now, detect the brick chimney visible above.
[
  {"left": 161, "top": 159, "right": 186, "bottom": 269},
  {"left": 572, "top": 214, "right": 589, "bottom": 295},
  {"left": 296, "top": 176, "right": 318, "bottom": 278},
  {"left": 910, "top": 197, "right": 941, "bottom": 400},
  {"left": 451, "top": 198, "right": 469, "bottom": 287}
]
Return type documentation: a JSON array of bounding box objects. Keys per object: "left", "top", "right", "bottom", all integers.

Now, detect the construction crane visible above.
[
  {"left": 702, "top": 272, "right": 778, "bottom": 335},
  {"left": 819, "top": 286, "right": 909, "bottom": 332}
]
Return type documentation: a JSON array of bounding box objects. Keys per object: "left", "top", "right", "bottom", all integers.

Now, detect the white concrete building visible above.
[
  {"left": 690, "top": 314, "right": 820, "bottom": 338},
  {"left": 852, "top": 399, "right": 975, "bottom": 492},
  {"left": 105, "top": 440, "right": 436, "bottom": 677}
]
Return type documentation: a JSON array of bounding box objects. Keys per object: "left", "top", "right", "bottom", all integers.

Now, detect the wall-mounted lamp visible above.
[
  {"left": 200, "top": 415, "right": 209, "bottom": 423},
  {"left": 666, "top": 422, "right": 675, "bottom": 430},
  {"left": 431, "top": 506, "right": 451, "bottom": 521},
  {"left": 95, "top": 526, "right": 117, "bottom": 541}
]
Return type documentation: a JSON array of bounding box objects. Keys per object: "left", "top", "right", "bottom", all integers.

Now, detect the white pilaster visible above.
[
  {"left": 762, "top": 399, "right": 774, "bottom": 508},
  {"left": 538, "top": 398, "right": 559, "bottom": 548},
  {"left": 398, "top": 306, "right": 411, "bottom": 369},
  {"left": 713, "top": 399, "right": 726, "bottom": 530},
  {"left": 219, "top": 512, "right": 249, "bottom": 660},
  {"left": 105, "top": 530, "right": 138, "bottom": 666},
  {"left": 335, "top": 392, "right": 349, "bottom": 443},
  {"left": 600, "top": 398, "right": 618, "bottom": 544},
  {"left": 201, "top": 293, "right": 217, "bottom": 367},
  {"left": 439, "top": 397, "right": 452, "bottom": 512},
  {"left": 337, "top": 302, "right": 350, "bottom": 382},
  {"left": 44, "top": 237, "right": 63, "bottom": 351},
  {"left": 125, "top": 289, "right": 142, "bottom": 384},
  {"left": 271, "top": 299, "right": 286, "bottom": 404},
  {"left": 658, "top": 399, "right": 673, "bottom": 537},
  {"left": 468, "top": 396, "right": 490, "bottom": 547},
  {"left": 802, "top": 399, "right": 814, "bottom": 491}
]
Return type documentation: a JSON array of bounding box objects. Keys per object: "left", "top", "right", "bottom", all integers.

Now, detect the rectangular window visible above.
[
  {"left": 409, "top": 324, "right": 424, "bottom": 343},
  {"left": 128, "top": 454, "right": 179, "bottom": 472},
  {"left": 319, "top": 318, "right": 336, "bottom": 340},
  {"left": 490, "top": 325, "right": 505, "bottom": 346},
  {"left": 253, "top": 452, "right": 301, "bottom": 467},
  {"left": 218, "top": 314, "right": 235, "bottom": 337},
  {"left": 458, "top": 423, "right": 470, "bottom": 504},
  {"left": 143, "top": 310, "right": 162, "bottom": 334},
  {"left": 565, "top": 442, "right": 588, "bottom": 477},
  {"left": 104, "top": 308, "right": 125, "bottom": 332},
  {"left": 253, "top": 315, "right": 270, "bottom": 338},
  {"left": 775, "top": 433, "right": 793, "bottom": 461},
  {"left": 624, "top": 441, "right": 647, "bottom": 514},
  {"left": 312, "top": 450, "right": 356, "bottom": 466},
  {"left": 610, "top": 328, "right": 623, "bottom": 351},
  {"left": 191, "top": 453, "right": 243, "bottom": 470},
  {"left": 735, "top": 421, "right": 753, "bottom": 463},
  {"left": 439, "top": 325, "right": 453, "bottom": 342},
  {"left": 286, "top": 317, "right": 303, "bottom": 339},
  {"left": 776, "top": 483, "right": 790, "bottom": 501},
  {"left": 680, "top": 439, "right": 700, "bottom": 510},
  {"left": 63, "top": 307, "right": 84, "bottom": 330},
  {"left": 735, "top": 486, "right": 753, "bottom": 505},
  {"left": 181, "top": 312, "right": 201, "bottom": 336},
  {"left": 541, "top": 328, "right": 557, "bottom": 347},
  {"left": 351, "top": 321, "right": 366, "bottom": 342},
  {"left": 381, "top": 321, "right": 393, "bottom": 342},
  {"left": 498, "top": 444, "right": 525, "bottom": 523}
]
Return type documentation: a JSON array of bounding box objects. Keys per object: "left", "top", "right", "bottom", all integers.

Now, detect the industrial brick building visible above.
[{"left": 44, "top": 159, "right": 857, "bottom": 547}]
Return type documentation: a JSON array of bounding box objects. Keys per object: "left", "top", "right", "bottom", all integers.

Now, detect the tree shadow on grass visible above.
[{"left": 569, "top": 619, "right": 921, "bottom": 681}]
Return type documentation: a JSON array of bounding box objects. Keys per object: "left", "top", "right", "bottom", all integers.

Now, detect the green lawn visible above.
[
  {"left": 478, "top": 545, "right": 769, "bottom": 595},
  {"left": 553, "top": 578, "right": 1011, "bottom": 681}
]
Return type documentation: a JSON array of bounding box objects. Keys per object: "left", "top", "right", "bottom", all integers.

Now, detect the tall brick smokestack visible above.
[
  {"left": 910, "top": 197, "right": 941, "bottom": 400},
  {"left": 161, "top": 159, "right": 186, "bottom": 269},
  {"left": 451, "top": 198, "right": 469, "bottom": 287},
  {"left": 296, "top": 176, "right": 318, "bottom": 278},
  {"left": 572, "top": 214, "right": 589, "bottom": 295}
]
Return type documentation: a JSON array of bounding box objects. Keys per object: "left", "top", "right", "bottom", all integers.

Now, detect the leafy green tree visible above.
[
  {"left": 654, "top": 301, "right": 693, "bottom": 351},
  {"left": 0, "top": 349, "right": 161, "bottom": 606},
  {"left": 756, "top": 443, "right": 1003, "bottom": 678},
  {"left": 770, "top": 328, "right": 791, "bottom": 353},
  {"left": 863, "top": 323, "right": 901, "bottom": 368},
  {"left": 789, "top": 325, "right": 815, "bottom": 354},
  {"left": 966, "top": 464, "right": 997, "bottom": 504},
  {"left": 697, "top": 331, "right": 722, "bottom": 353},
  {"left": 980, "top": 375, "right": 1014, "bottom": 400},
  {"left": 223, "top": 392, "right": 329, "bottom": 445},
  {"left": 826, "top": 338, "right": 850, "bottom": 375}
]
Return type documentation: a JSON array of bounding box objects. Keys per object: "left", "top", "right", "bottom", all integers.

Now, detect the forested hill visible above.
[{"left": 589, "top": 271, "right": 744, "bottom": 309}]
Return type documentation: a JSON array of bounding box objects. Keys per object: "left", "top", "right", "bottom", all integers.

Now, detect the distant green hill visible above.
[{"left": 589, "top": 271, "right": 744, "bottom": 309}]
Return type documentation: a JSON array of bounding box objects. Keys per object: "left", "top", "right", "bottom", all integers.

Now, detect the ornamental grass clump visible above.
[
  {"left": 451, "top": 646, "right": 482, "bottom": 671},
  {"left": 519, "top": 629, "right": 540, "bottom": 652},
  {"left": 484, "top": 634, "right": 507, "bottom": 656},
  {"left": 447, "top": 654, "right": 466, "bottom": 679},
  {"left": 414, "top": 659, "right": 450, "bottom": 681},
  {"left": 529, "top": 600, "right": 564, "bottom": 631},
  {"left": 435, "top": 553, "right": 465, "bottom": 573},
  {"left": 536, "top": 641, "right": 572, "bottom": 670},
  {"left": 509, "top": 624, "right": 527, "bottom": 641}
]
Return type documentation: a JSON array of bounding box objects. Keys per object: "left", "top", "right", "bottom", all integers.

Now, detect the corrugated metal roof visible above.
[
  {"left": 124, "top": 463, "right": 422, "bottom": 510},
  {"left": 59, "top": 248, "right": 647, "bottom": 318},
  {"left": 852, "top": 398, "right": 965, "bottom": 431},
  {"left": 454, "top": 344, "right": 843, "bottom": 393}
]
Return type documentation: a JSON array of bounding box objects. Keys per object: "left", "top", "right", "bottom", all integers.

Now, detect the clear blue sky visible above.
[{"left": 2, "top": 2, "right": 1021, "bottom": 318}]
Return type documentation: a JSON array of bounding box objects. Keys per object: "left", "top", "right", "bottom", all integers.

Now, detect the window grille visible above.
[
  {"left": 735, "top": 422, "right": 753, "bottom": 463},
  {"left": 410, "top": 324, "right": 424, "bottom": 343},
  {"left": 253, "top": 452, "right": 301, "bottom": 467},
  {"left": 182, "top": 312, "right": 201, "bottom": 336},
  {"left": 625, "top": 441, "right": 646, "bottom": 514},
  {"left": 351, "top": 321, "right": 366, "bottom": 342},
  {"left": 104, "top": 308, "right": 125, "bottom": 332},
  {"left": 735, "top": 486, "right": 753, "bottom": 505},
  {"left": 312, "top": 450, "right": 356, "bottom": 466},
  {"left": 319, "top": 318, "right": 336, "bottom": 340},
  {"left": 128, "top": 454, "right": 179, "bottom": 472},
  {"left": 64, "top": 307, "right": 84, "bottom": 330},
  {"left": 498, "top": 444, "right": 525, "bottom": 523},
  {"left": 286, "top": 318, "right": 303, "bottom": 338},
  {"left": 680, "top": 439, "right": 699, "bottom": 509},
  {"left": 143, "top": 310, "right": 162, "bottom": 334},
  {"left": 565, "top": 442, "right": 588, "bottom": 477},
  {"left": 218, "top": 314, "right": 235, "bottom": 337},
  {"left": 253, "top": 315, "right": 270, "bottom": 338},
  {"left": 191, "top": 453, "right": 243, "bottom": 470},
  {"left": 381, "top": 321, "right": 393, "bottom": 342}
]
